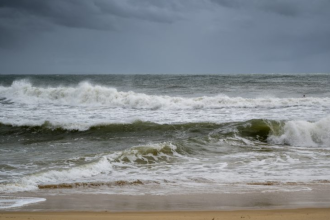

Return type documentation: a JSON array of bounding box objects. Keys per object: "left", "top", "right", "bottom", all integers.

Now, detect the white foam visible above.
[
  {"left": 1, "top": 80, "right": 330, "bottom": 195},
  {"left": 1, "top": 80, "right": 329, "bottom": 109},
  {"left": 268, "top": 116, "right": 330, "bottom": 147},
  {"left": 0, "top": 142, "right": 197, "bottom": 193},
  {"left": 2, "top": 140, "right": 330, "bottom": 195},
  {"left": 0, "top": 196, "right": 46, "bottom": 209},
  {"left": 0, "top": 156, "right": 113, "bottom": 193},
  {"left": 116, "top": 142, "right": 180, "bottom": 163},
  {"left": 1, "top": 80, "right": 329, "bottom": 131}
]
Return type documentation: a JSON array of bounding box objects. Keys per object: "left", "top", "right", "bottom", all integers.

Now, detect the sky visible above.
[{"left": 0, "top": 0, "right": 330, "bottom": 74}]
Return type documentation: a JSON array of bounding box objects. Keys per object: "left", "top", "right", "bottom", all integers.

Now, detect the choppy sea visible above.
[{"left": 0, "top": 74, "right": 330, "bottom": 209}]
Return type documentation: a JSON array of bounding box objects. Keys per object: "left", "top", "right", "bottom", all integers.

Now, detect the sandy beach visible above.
[
  {"left": 1, "top": 209, "right": 330, "bottom": 220},
  {"left": 1, "top": 187, "right": 330, "bottom": 220}
]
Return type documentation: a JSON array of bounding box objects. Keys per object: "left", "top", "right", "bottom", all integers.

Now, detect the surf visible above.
[{"left": 1, "top": 80, "right": 329, "bottom": 109}]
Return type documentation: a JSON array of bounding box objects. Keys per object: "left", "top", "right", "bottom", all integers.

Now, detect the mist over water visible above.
[{"left": 0, "top": 74, "right": 330, "bottom": 208}]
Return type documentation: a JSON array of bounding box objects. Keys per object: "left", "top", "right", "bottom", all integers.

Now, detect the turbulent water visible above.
[{"left": 0, "top": 74, "right": 330, "bottom": 208}]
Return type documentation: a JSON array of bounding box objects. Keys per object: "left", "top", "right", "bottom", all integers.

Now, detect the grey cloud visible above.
[
  {"left": 0, "top": 0, "right": 183, "bottom": 30},
  {"left": 209, "top": 0, "right": 330, "bottom": 61},
  {"left": 257, "top": 0, "right": 330, "bottom": 17},
  {"left": 0, "top": 0, "right": 186, "bottom": 48},
  {"left": 0, "top": 0, "right": 329, "bottom": 74},
  {"left": 95, "top": 0, "right": 183, "bottom": 24},
  {"left": 210, "top": 0, "right": 240, "bottom": 8},
  {"left": 211, "top": 0, "right": 330, "bottom": 17},
  {"left": 0, "top": 0, "right": 113, "bottom": 30},
  {"left": 0, "top": 0, "right": 108, "bottom": 48},
  {"left": 0, "top": 26, "right": 17, "bottom": 49}
]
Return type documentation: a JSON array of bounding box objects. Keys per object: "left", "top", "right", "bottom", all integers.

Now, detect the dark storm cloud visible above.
[
  {"left": 0, "top": 0, "right": 112, "bottom": 32},
  {"left": 211, "top": 0, "right": 330, "bottom": 17},
  {"left": 0, "top": 0, "right": 181, "bottom": 30},
  {"left": 0, "top": 0, "right": 104, "bottom": 48},
  {"left": 0, "top": 0, "right": 184, "bottom": 48},
  {"left": 0, "top": 0, "right": 329, "bottom": 74}
]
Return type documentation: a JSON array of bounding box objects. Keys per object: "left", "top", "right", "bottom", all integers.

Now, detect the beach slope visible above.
[{"left": 1, "top": 209, "right": 330, "bottom": 220}]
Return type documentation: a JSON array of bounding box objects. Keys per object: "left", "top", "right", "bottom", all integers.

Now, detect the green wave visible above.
[
  {"left": 234, "top": 119, "right": 283, "bottom": 141},
  {"left": 0, "top": 120, "right": 225, "bottom": 140},
  {"left": 0, "top": 119, "right": 283, "bottom": 144}
]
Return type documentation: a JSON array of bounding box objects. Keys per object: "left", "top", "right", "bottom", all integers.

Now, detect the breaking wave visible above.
[
  {"left": 0, "top": 156, "right": 114, "bottom": 192},
  {"left": 1, "top": 116, "right": 330, "bottom": 193},
  {"left": 1, "top": 80, "right": 329, "bottom": 109},
  {"left": 1, "top": 117, "right": 329, "bottom": 148},
  {"left": 0, "top": 142, "right": 186, "bottom": 193},
  {"left": 268, "top": 116, "right": 330, "bottom": 147},
  {"left": 114, "top": 142, "right": 184, "bottom": 164}
]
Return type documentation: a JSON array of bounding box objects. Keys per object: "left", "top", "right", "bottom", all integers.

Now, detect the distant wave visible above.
[{"left": 1, "top": 80, "right": 329, "bottom": 109}]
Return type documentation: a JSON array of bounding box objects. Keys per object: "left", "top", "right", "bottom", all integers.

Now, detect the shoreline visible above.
[
  {"left": 2, "top": 185, "right": 330, "bottom": 212},
  {"left": 1, "top": 208, "right": 330, "bottom": 220}
]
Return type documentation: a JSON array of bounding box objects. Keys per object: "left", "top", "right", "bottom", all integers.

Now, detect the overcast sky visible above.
[{"left": 0, "top": 0, "right": 329, "bottom": 74}]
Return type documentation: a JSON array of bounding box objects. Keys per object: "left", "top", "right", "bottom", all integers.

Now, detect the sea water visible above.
[{"left": 0, "top": 74, "right": 329, "bottom": 208}]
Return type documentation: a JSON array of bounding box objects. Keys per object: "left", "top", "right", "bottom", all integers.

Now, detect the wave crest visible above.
[
  {"left": 1, "top": 80, "right": 329, "bottom": 109},
  {"left": 268, "top": 116, "right": 330, "bottom": 147},
  {"left": 115, "top": 142, "right": 184, "bottom": 164},
  {"left": 1, "top": 117, "right": 329, "bottom": 148},
  {"left": 0, "top": 156, "right": 113, "bottom": 193}
]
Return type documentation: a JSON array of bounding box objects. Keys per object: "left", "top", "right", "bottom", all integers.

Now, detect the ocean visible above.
[{"left": 0, "top": 74, "right": 330, "bottom": 210}]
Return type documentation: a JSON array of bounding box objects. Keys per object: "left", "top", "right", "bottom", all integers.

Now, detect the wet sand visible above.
[
  {"left": 1, "top": 209, "right": 330, "bottom": 220},
  {"left": 1, "top": 185, "right": 330, "bottom": 219},
  {"left": 3, "top": 185, "right": 330, "bottom": 212}
]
